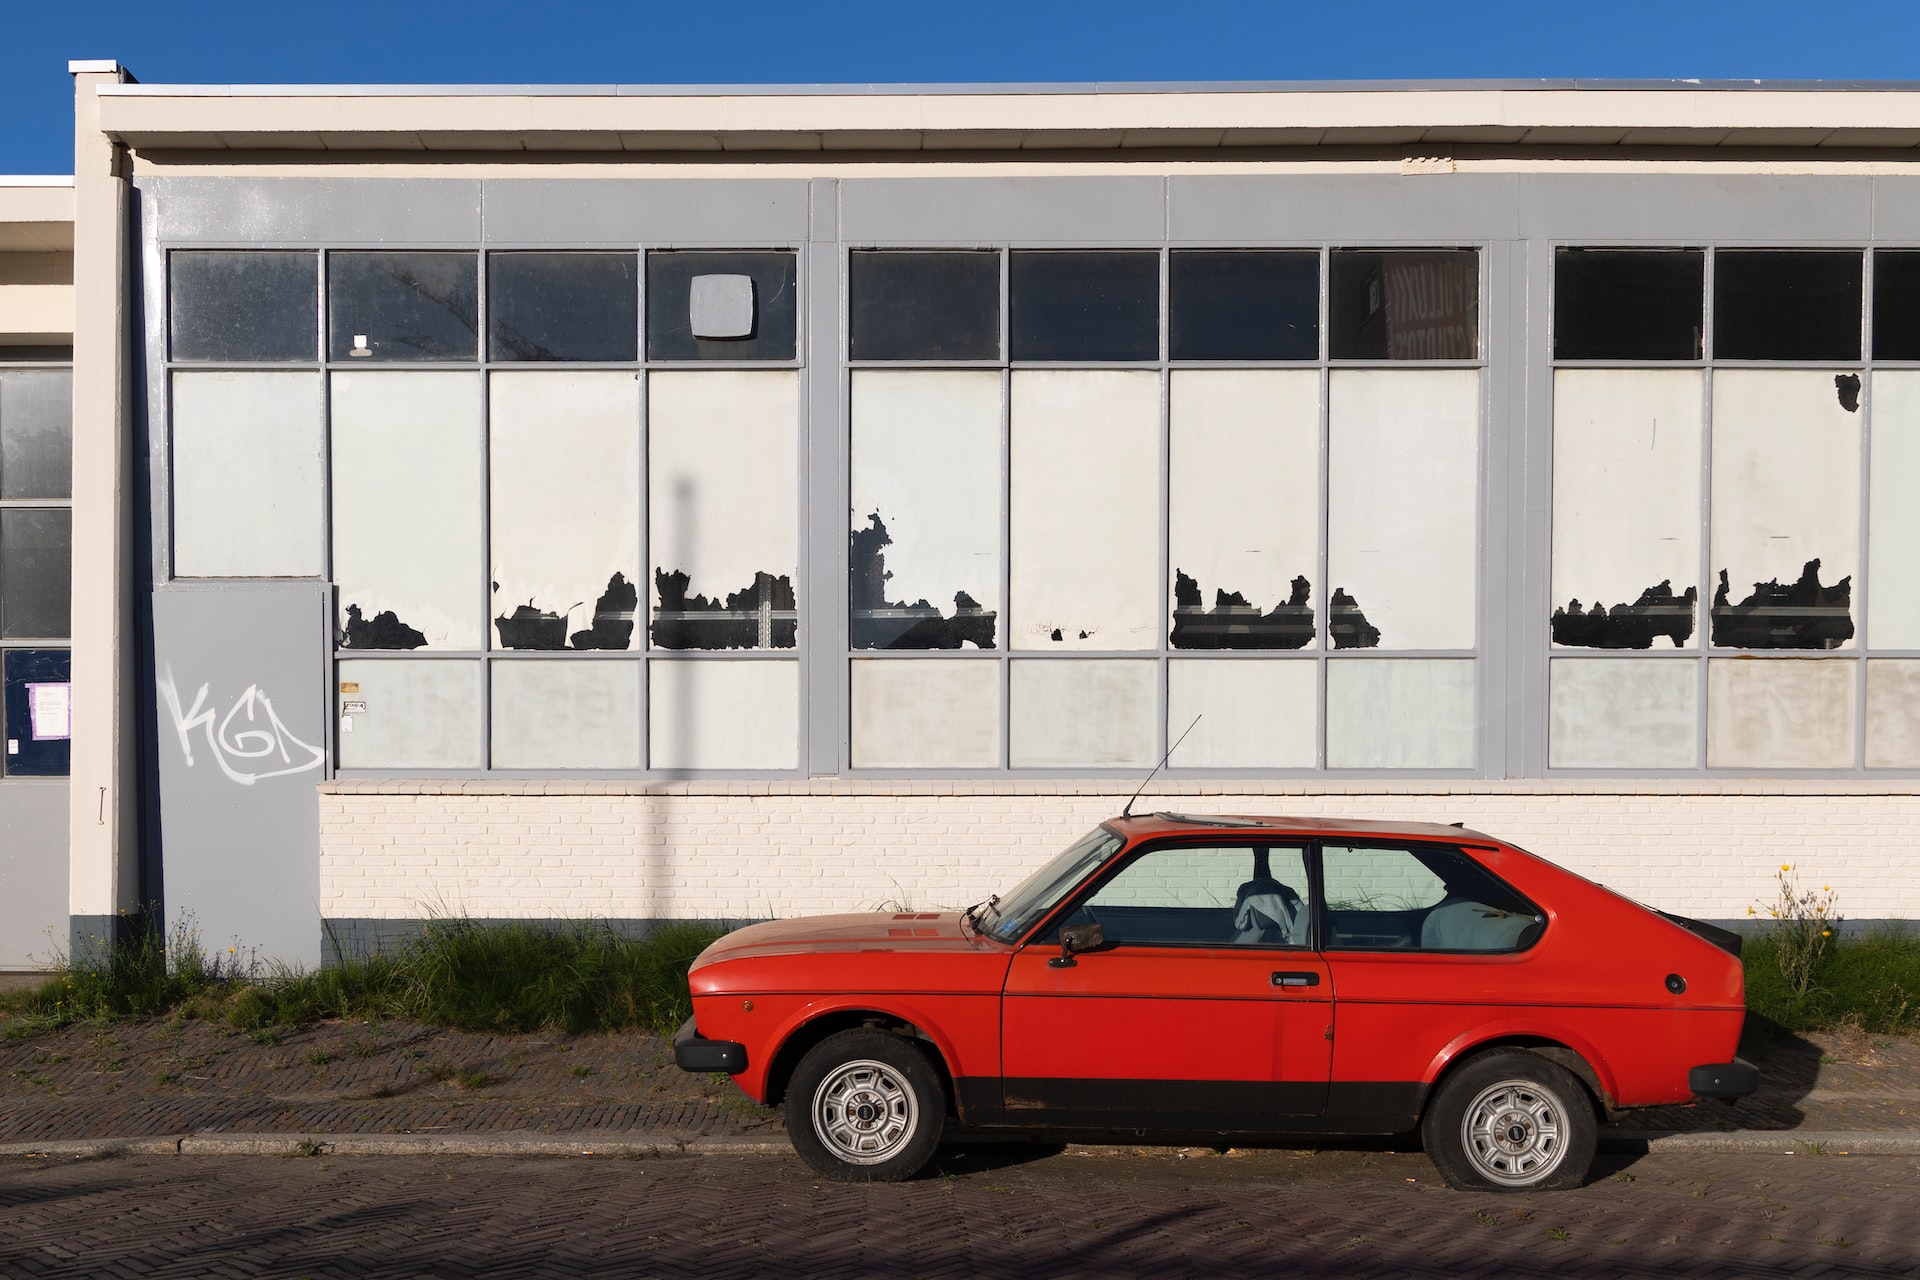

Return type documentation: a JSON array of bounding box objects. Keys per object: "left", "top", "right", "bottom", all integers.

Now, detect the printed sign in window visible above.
[{"left": 26, "top": 681, "right": 70, "bottom": 740}]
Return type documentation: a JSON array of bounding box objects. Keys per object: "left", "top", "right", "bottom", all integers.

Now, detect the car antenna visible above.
[{"left": 1123, "top": 715, "right": 1201, "bottom": 819}]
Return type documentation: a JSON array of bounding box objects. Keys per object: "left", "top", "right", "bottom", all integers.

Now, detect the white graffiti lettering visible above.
[{"left": 157, "top": 667, "right": 325, "bottom": 787}]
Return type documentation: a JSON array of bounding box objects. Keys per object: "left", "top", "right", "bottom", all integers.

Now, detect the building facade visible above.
[{"left": 9, "top": 66, "right": 1920, "bottom": 967}]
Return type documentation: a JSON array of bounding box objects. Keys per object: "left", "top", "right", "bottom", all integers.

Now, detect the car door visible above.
[{"left": 999, "top": 841, "right": 1332, "bottom": 1129}]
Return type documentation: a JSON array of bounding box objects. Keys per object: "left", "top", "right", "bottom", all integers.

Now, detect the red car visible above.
[{"left": 675, "top": 813, "right": 1754, "bottom": 1190}]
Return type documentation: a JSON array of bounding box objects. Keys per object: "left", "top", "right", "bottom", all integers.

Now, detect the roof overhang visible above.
[{"left": 0, "top": 181, "right": 75, "bottom": 252}]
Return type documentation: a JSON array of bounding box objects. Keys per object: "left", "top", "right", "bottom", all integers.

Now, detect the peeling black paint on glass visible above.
[
  {"left": 1329, "top": 589, "right": 1380, "bottom": 649},
  {"left": 1552, "top": 580, "right": 1698, "bottom": 649},
  {"left": 170, "top": 250, "right": 320, "bottom": 363},
  {"left": 848, "top": 514, "right": 996, "bottom": 649},
  {"left": 1170, "top": 570, "right": 1314, "bottom": 649},
  {"left": 1835, "top": 374, "right": 1861, "bottom": 413},
  {"left": 651, "top": 570, "right": 797, "bottom": 649},
  {"left": 1712, "top": 559, "right": 1854, "bottom": 650},
  {"left": 491, "top": 572, "right": 638, "bottom": 651},
  {"left": 488, "top": 253, "right": 638, "bottom": 363},
  {"left": 646, "top": 251, "right": 797, "bottom": 362},
  {"left": 328, "top": 251, "right": 479, "bottom": 362},
  {"left": 341, "top": 604, "right": 427, "bottom": 650}
]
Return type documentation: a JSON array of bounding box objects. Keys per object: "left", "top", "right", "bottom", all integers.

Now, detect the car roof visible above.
[{"left": 1115, "top": 812, "right": 1500, "bottom": 844}]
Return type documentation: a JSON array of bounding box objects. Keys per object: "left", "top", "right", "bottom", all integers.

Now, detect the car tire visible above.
[
  {"left": 786, "top": 1028, "right": 947, "bottom": 1182},
  {"left": 1420, "top": 1049, "right": 1597, "bottom": 1192}
]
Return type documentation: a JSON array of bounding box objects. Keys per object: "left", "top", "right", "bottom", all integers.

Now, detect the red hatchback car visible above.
[{"left": 676, "top": 814, "right": 1755, "bottom": 1190}]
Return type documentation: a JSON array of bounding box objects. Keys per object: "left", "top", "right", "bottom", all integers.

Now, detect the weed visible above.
[
  {"left": 454, "top": 1069, "right": 492, "bottom": 1089},
  {"left": 248, "top": 1029, "right": 279, "bottom": 1047},
  {"left": 1752, "top": 866, "right": 1840, "bottom": 999},
  {"left": 305, "top": 1051, "right": 334, "bottom": 1067},
  {"left": 287, "top": 1138, "right": 330, "bottom": 1158},
  {"left": 1611, "top": 1170, "right": 1635, "bottom": 1183},
  {"left": 1821, "top": 1237, "right": 1853, "bottom": 1249},
  {"left": 1474, "top": 1210, "right": 1500, "bottom": 1227},
  {"left": 570, "top": 1064, "right": 594, "bottom": 1078},
  {"left": 348, "top": 1036, "right": 380, "bottom": 1060},
  {"left": 1548, "top": 1228, "right": 1571, "bottom": 1242}
]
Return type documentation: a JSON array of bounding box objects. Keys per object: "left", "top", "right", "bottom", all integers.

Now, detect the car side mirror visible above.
[{"left": 1050, "top": 921, "right": 1105, "bottom": 968}]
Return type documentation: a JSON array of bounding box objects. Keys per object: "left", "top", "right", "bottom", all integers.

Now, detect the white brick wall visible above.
[{"left": 316, "top": 779, "right": 1920, "bottom": 924}]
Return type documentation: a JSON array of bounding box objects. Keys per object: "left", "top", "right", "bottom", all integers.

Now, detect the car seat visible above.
[
  {"left": 1419, "top": 899, "right": 1536, "bottom": 951},
  {"left": 1232, "top": 848, "right": 1307, "bottom": 945}
]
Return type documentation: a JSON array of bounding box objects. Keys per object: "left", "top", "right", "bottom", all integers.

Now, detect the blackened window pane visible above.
[
  {"left": 328, "top": 251, "right": 478, "bottom": 361},
  {"left": 0, "top": 508, "right": 71, "bottom": 639},
  {"left": 171, "top": 250, "right": 318, "bottom": 363},
  {"left": 1169, "top": 250, "right": 1319, "bottom": 361},
  {"left": 1009, "top": 251, "right": 1160, "bottom": 362},
  {"left": 646, "top": 251, "right": 797, "bottom": 362},
  {"left": 1873, "top": 250, "right": 1920, "bottom": 361},
  {"left": 488, "top": 252, "right": 638, "bottom": 362},
  {"left": 1555, "top": 249, "right": 1704, "bottom": 361},
  {"left": 3, "top": 648, "right": 70, "bottom": 777},
  {"left": 849, "top": 251, "right": 1000, "bottom": 361},
  {"left": 0, "top": 369, "right": 72, "bottom": 500},
  {"left": 1329, "top": 249, "right": 1479, "bottom": 361},
  {"left": 1714, "top": 250, "right": 1862, "bottom": 361}
]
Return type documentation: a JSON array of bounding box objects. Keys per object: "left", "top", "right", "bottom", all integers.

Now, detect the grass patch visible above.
[{"left": 1744, "top": 927, "right": 1920, "bottom": 1035}]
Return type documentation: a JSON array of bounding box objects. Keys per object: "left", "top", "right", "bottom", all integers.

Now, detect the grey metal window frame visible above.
[{"left": 0, "top": 358, "right": 74, "bottom": 779}]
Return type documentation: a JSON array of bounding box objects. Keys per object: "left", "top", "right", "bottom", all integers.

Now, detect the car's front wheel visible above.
[
  {"left": 786, "top": 1028, "right": 946, "bottom": 1182},
  {"left": 1420, "top": 1049, "right": 1597, "bottom": 1192}
]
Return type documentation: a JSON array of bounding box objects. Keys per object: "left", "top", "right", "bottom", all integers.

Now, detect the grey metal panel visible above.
[
  {"left": 151, "top": 583, "right": 329, "bottom": 968},
  {"left": 1516, "top": 174, "right": 1874, "bottom": 242},
  {"left": 140, "top": 177, "right": 482, "bottom": 244},
  {"left": 0, "top": 781, "right": 70, "bottom": 969},
  {"left": 481, "top": 179, "right": 809, "bottom": 245},
  {"left": 840, "top": 177, "right": 1165, "bottom": 244},
  {"left": 1870, "top": 178, "right": 1920, "bottom": 241},
  {"left": 1169, "top": 174, "right": 1523, "bottom": 242},
  {"left": 804, "top": 183, "right": 844, "bottom": 775}
]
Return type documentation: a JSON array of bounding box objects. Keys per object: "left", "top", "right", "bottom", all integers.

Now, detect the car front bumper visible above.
[
  {"left": 1689, "top": 1059, "right": 1759, "bottom": 1099},
  {"left": 673, "top": 1016, "right": 747, "bottom": 1074}
]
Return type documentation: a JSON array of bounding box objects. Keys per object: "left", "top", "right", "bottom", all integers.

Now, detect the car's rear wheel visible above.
[
  {"left": 786, "top": 1028, "right": 946, "bottom": 1182},
  {"left": 1420, "top": 1049, "right": 1596, "bottom": 1192}
]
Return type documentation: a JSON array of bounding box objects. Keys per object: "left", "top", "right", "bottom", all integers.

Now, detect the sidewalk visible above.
[{"left": 2, "top": 1011, "right": 1917, "bottom": 1157}]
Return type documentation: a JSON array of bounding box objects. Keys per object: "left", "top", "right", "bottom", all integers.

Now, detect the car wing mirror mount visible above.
[{"left": 1050, "top": 922, "right": 1105, "bottom": 969}]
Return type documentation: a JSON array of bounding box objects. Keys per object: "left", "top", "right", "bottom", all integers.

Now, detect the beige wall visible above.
[{"left": 0, "top": 252, "right": 74, "bottom": 342}]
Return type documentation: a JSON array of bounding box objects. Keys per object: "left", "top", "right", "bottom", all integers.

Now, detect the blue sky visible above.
[{"left": 6, "top": 0, "right": 1920, "bottom": 174}]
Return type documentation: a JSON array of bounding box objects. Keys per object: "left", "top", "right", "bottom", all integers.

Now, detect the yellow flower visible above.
[
  {"left": 1823, "top": 886, "right": 1831, "bottom": 892},
  {"left": 1822, "top": 929, "right": 1832, "bottom": 937},
  {"left": 1781, "top": 864, "right": 1792, "bottom": 872},
  {"left": 1746, "top": 906, "right": 1756, "bottom": 916}
]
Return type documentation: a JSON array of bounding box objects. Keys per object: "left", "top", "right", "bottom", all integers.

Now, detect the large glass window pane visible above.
[
  {"left": 1873, "top": 250, "right": 1920, "bottom": 362},
  {"left": 1327, "top": 369, "right": 1479, "bottom": 650},
  {"left": 170, "top": 250, "right": 318, "bottom": 363},
  {"left": 850, "top": 658, "right": 1000, "bottom": 769},
  {"left": 850, "top": 370, "right": 1001, "bottom": 650},
  {"left": 1551, "top": 370, "right": 1703, "bottom": 648},
  {"left": 1167, "top": 659, "right": 1316, "bottom": 769},
  {"left": 646, "top": 251, "right": 797, "bottom": 362},
  {"left": 1868, "top": 371, "right": 1920, "bottom": 648},
  {"left": 488, "top": 252, "right": 637, "bottom": 363},
  {"left": 0, "top": 369, "right": 73, "bottom": 500},
  {"left": 1707, "top": 658, "right": 1855, "bottom": 769},
  {"left": 1170, "top": 370, "right": 1319, "bottom": 650},
  {"left": 1553, "top": 248, "right": 1704, "bottom": 361},
  {"left": 3, "top": 648, "right": 70, "bottom": 777},
  {"left": 1325, "top": 659, "right": 1475, "bottom": 769},
  {"left": 489, "top": 371, "right": 640, "bottom": 651},
  {"left": 1009, "top": 659, "right": 1156, "bottom": 768},
  {"left": 1329, "top": 249, "right": 1478, "bottom": 361},
  {"left": 171, "top": 371, "right": 325, "bottom": 577},
  {"left": 335, "top": 659, "right": 481, "bottom": 770},
  {"left": 1009, "top": 370, "right": 1160, "bottom": 651},
  {"left": 849, "top": 251, "right": 1000, "bottom": 361},
  {"left": 328, "top": 251, "right": 478, "bottom": 362},
  {"left": 1710, "top": 370, "right": 1860, "bottom": 650},
  {"left": 331, "top": 372, "right": 484, "bottom": 650},
  {"left": 0, "top": 508, "right": 71, "bottom": 639},
  {"left": 1866, "top": 661, "right": 1920, "bottom": 769},
  {"left": 1323, "top": 844, "right": 1538, "bottom": 952},
  {"left": 648, "top": 371, "right": 798, "bottom": 650},
  {"left": 1079, "top": 844, "right": 1313, "bottom": 948},
  {"left": 1008, "top": 251, "right": 1159, "bottom": 362},
  {"left": 1169, "top": 250, "right": 1318, "bottom": 362},
  {"left": 490, "top": 660, "right": 642, "bottom": 769},
  {"left": 1713, "top": 250, "right": 1862, "bottom": 362},
  {"left": 648, "top": 659, "right": 798, "bottom": 770},
  {"left": 1548, "top": 659, "right": 1699, "bottom": 770}
]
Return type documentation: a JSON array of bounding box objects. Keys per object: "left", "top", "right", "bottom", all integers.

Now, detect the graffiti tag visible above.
[{"left": 157, "top": 668, "right": 325, "bottom": 786}]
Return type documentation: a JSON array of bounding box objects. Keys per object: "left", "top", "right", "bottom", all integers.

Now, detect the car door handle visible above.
[{"left": 1271, "top": 971, "right": 1321, "bottom": 988}]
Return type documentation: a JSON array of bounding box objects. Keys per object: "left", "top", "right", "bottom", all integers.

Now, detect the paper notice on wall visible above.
[{"left": 26, "top": 682, "right": 71, "bottom": 741}]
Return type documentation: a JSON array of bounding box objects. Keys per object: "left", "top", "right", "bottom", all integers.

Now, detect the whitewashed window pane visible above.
[
  {"left": 1710, "top": 370, "right": 1860, "bottom": 650},
  {"left": 172, "top": 372, "right": 324, "bottom": 578},
  {"left": 1327, "top": 370, "right": 1479, "bottom": 651},
  {"left": 1169, "top": 370, "right": 1319, "bottom": 650},
  {"left": 1866, "top": 660, "right": 1920, "bottom": 768},
  {"left": 489, "top": 372, "right": 640, "bottom": 652},
  {"left": 1707, "top": 658, "right": 1856, "bottom": 769},
  {"left": 491, "top": 660, "right": 641, "bottom": 769},
  {"left": 1167, "top": 659, "right": 1316, "bottom": 768},
  {"left": 648, "top": 372, "right": 799, "bottom": 650},
  {"left": 1326, "top": 659, "right": 1475, "bottom": 769},
  {"left": 849, "top": 370, "right": 1002, "bottom": 650},
  {"left": 1009, "top": 659, "right": 1156, "bottom": 768},
  {"left": 1009, "top": 371, "right": 1160, "bottom": 651},
  {"left": 649, "top": 660, "right": 798, "bottom": 770},
  {"left": 336, "top": 659, "right": 480, "bottom": 769},
  {"left": 332, "top": 372, "right": 483, "bottom": 649},
  {"left": 1549, "top": 659, "right": 1699, "bottom": 769},
  {"left": 1551, "top": 370, "right": 1703, "bottom": 648},
  {"left": 1869, "top": 372, "right": 1920, "bottom": 648},
  {"left": 850, "top": 658, "right": 1000, "bottom": 769}
]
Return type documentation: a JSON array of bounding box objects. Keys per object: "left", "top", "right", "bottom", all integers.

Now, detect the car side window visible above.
[
  {"left": 1322, "top": 843, "right": 1542, "bottom": 953},
  {"left": 1066, "top": 844, "right": 1314, "bottom": 949}
]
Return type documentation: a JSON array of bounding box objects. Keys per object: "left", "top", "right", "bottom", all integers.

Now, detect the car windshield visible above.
[{"left": 983, "top": 826, "right": 1124, "bottom": 944}]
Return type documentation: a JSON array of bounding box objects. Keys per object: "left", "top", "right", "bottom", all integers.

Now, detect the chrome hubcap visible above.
[
  {"left": 812, "top": 1059, "right": 919, "bottom": 1165},
  {"left": 1461, "top": 1078, "right": 1566, "bottom": 1187}
]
